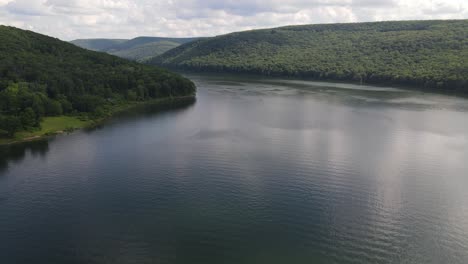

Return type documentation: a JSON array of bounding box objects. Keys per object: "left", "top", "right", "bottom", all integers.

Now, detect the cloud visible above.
[
  {"left": 422, "top": 1, "right": 463, "bottom": 15},
  {"left": 0, "top": 0, "right": 13, "bottom": 5},
  {"left": 6, "top": 0, "right": 51, "bottom": 16},
  {"left": 0, "top": 0, "right": 466, "bottom": 40},
  {"left": 352, "top": 0, "right": 397, "bottom": 7}
]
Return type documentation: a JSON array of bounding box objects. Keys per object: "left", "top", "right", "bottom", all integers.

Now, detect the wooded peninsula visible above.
[{"left": 0, "top": 26, "right": 196, "bottom": 143}]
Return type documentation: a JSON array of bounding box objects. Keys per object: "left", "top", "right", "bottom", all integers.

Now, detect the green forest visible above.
[
  {"left": 71, "top": 37, "right": 198, "bottom": 62},
  {"left": 109, "top": 41, "right": 181, "bottom": 62},
  {"left": 0, "top": 26, "right": 196, "bottom": 139},
  {"left": 151, "top": 20, "right": 468, "bottom": 91}
]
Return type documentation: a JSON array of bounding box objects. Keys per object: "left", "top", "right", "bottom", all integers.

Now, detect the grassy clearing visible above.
[
  {"left": 0, "top": 116, "right": 91, "bottom": 145},
  {"left": 0, "top": 96, "right": 196, "bottom": 145},
  {"left": 19, "top": 116, "right": 90, "bottom": 137}
]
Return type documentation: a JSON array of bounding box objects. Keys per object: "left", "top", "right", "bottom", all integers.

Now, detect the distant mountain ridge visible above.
[
  {"left": 69, "top": 38, "right": 127, "bottom": 51},
  {"left": 150, "top": 20, "right": 468, "bottom": 91},
  {"left": 71, "top": 37, "right": 198, "bottom": 62}
]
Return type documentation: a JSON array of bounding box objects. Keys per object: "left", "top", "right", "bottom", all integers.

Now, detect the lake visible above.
[{"left": 1, "top": 75, "right": 468, "bottom": 264}]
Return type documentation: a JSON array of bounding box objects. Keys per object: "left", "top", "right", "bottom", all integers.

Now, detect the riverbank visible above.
[
  {"left": 0, "top": 96, "right": 196, "bottom": 146},
  {"left": 180, "top": 72, "right": 468, "bottom": 98}
]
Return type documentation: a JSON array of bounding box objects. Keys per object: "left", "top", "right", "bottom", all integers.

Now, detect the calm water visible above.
[{"left": 1, "top": 75, "right": 468, "bottom": 264}]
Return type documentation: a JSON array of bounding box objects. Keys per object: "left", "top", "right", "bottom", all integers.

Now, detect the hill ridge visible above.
[
  {"left": 150, "top": 19, "right": 468, "bottom": 91},
  {"left": 0, "top": 25, "right": 195, "bottom": 138},
  {"left": 71, "top": 36, "right": 199, "bottom": 62}
]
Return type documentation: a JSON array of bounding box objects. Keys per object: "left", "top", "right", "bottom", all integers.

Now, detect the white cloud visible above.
[
  {"left": 422, "top": 0, "right": 464, "bottom": 15},
  {"left": 0, "top": 0, "right": 466, "bottom": 40},
  {"left": 6, "top": 0, "right": 51, "bottom": 16},
  {"left": 0, "top": 0, "right": 13, "bottom": 5}
]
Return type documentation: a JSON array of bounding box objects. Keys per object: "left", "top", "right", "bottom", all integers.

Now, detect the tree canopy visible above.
[
  {"left": 0, "top": 26, "right": 196, "bottom": 137},
  {"left": 150, "top": 20, "right": 468, "bottom": 91},
  {"left": 71, "top": 37, "right": 198, "bottom": 62}
]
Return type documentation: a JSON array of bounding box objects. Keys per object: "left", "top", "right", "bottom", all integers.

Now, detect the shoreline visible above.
[
  {"left": 0, "top": 95, "right": 196, "bottom": 146},
  {"left": 174, "top": 70, "right": 468, "bottom": 97}
]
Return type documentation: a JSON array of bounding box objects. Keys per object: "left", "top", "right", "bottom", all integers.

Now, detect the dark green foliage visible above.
[
  {"left": 150, "top": 20, "right": 468, "bottom": 91},
  {"left": 45, "top": 99, "right": 63, "bottom": 116},
  {"left": 71, "top": 37, "right": 199, "bottom": 62},
  {"left": 0, "top": 115, "right": 21, "bottom": 136},
  {"left": 110, "top": 37, "right": 196, "bottom": 50},
  {"left": 0, "top": 26, "right": 196, "bottom": 137},
  {"left": 19, "top": 108, "right": 38, "bottom": 128}
]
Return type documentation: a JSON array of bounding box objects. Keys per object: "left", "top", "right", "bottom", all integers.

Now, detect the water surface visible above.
[{"left": 1, "top": 75, "right": 468, "bottom": 264}]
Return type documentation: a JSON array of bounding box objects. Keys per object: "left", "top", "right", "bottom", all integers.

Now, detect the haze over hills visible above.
[
  {"left": 0, "top": 26, "right": 195, "bottom": 138},
  {"left": 71, "top": 37, "right": 198, "bottom": 62},
  {"left": 150, "top": 20, "right": 468, "bottom": 91},
  {"left": 69, "top": 38, "right": 128, "bottom": 51}
]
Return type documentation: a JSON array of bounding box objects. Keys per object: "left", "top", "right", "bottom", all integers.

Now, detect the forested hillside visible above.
[
  {"left": 0, "top": 26, "right": 196, "bottom": 138},
  {"left": 108, "top": 40, "right": 180, "bottom": 62},
  {"left": 69, "top": 38, "right": 127, "bottom": 51},
  {"left": 72, "top": 37, "right": 198, "bottom": 62},
  {"left": 151, "top": 20, "right": 468, "bottom": 91}
]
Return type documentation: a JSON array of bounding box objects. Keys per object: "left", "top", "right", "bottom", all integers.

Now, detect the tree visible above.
[
  {"left": 20, "top": 107, "right": 37, "bottom": 128},
  {"left": 0, "top": 115, "right": 22, "bottom": 136},
  {"left": 45, "top": 99, "right": 63, "bottom": 116}
]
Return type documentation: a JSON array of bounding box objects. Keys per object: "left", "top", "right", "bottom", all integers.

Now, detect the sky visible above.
[{"left": 0, "top": 0, "right": 467, "bottom": 40}]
